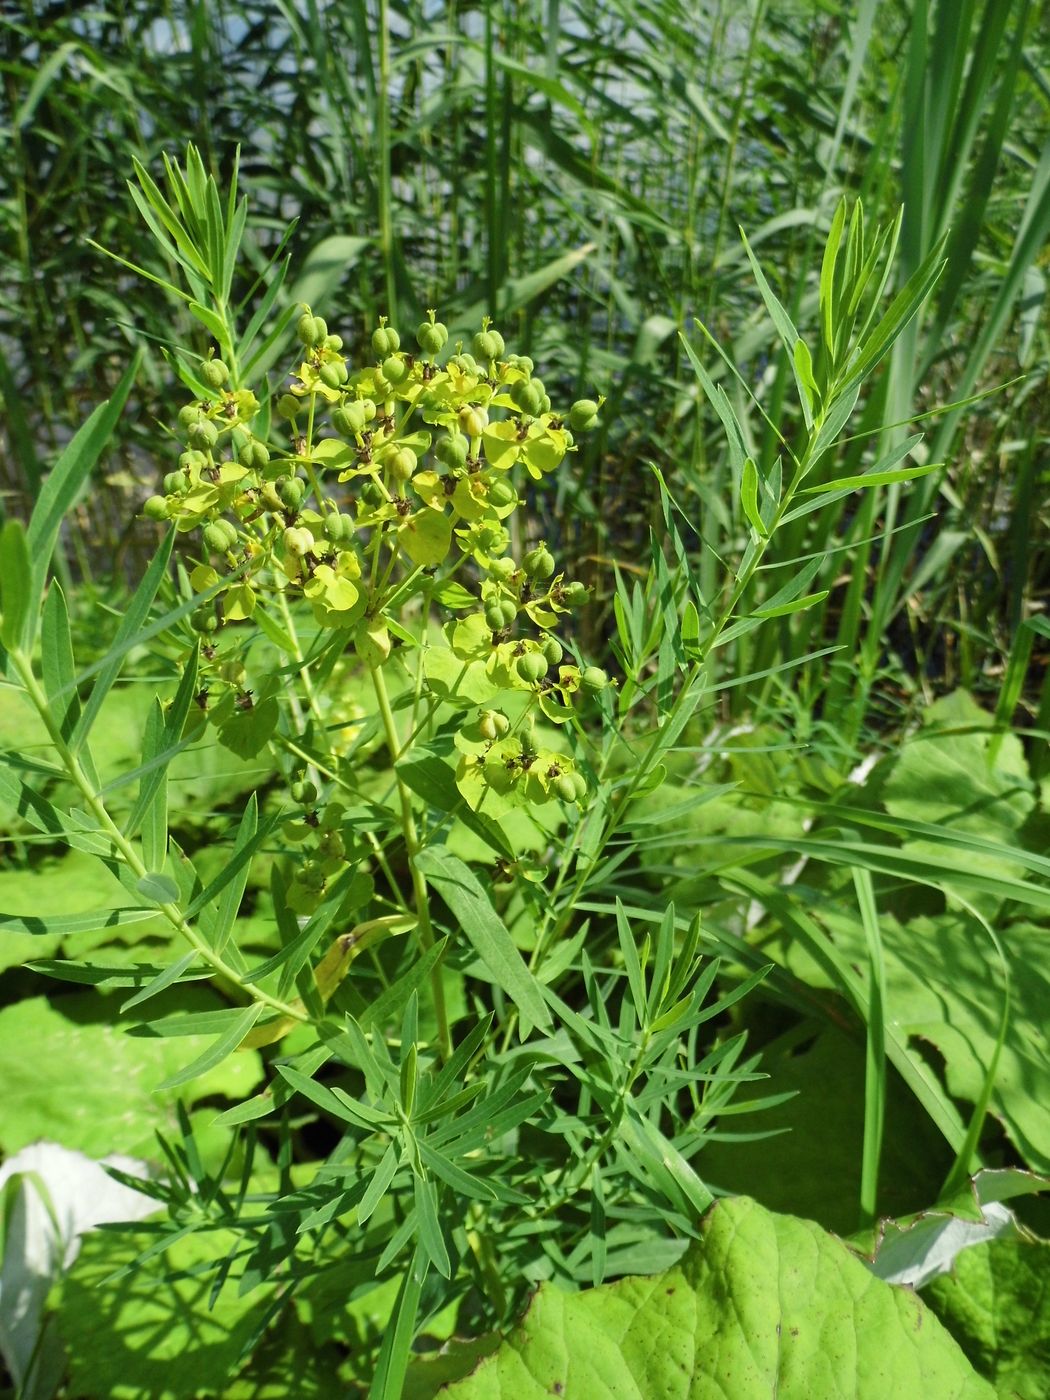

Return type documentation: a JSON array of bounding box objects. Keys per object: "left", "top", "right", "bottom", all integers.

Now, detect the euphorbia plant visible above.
[
  {"left": 137, "top": 258, "right": 609, "bottom": 1056},
  {"left": 0, "top": 147, "right": 954, "bottom": 1396}
]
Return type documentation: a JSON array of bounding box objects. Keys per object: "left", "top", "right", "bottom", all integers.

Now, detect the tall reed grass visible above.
[{"left": 1, "top": 0, "right": 1047, "bottom": 733}]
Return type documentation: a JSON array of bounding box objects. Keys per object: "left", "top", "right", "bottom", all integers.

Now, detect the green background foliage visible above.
[{"left": 0, "top": 1, "right": 1048, "bottom": 1397}]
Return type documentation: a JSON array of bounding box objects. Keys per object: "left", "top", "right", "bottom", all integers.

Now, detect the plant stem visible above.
[
  {"left": 367, "top": 659, "right": 451, "bottom": 1061},
  {"left": 11, "top": 649, "right": 307, "bottom": 1026}
]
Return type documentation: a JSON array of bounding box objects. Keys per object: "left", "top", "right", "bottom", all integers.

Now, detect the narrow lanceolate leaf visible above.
[
  {"left": 800, "top": 464, "right": 940, "bottom": 493},
  {"left": 139, "top": 700, "right": 168, "bottom": 872},
  {"left": 40, "top": 584, "right": 81, "bottom": 739},
  {"left": 71, "top": 530, "right": 175, "bottom": 754},
  {"left": 0, "top": 519, "right": 32, "bottom": 652},
  {"left": 135, "top": 872, "right": 180, "bottom": 905},
  {"left": 212, "top": 793, "right": 258, "bottom": 953},
  {"left": 155, "top": 1003, "right": 264, "bottom": 1091},
  {"left": 739, "top": 459, "right": 768, "bottom": 538},
  {"left": 834, "top": 239, "right": 946, "bottom": 396},
  {"left": 238, "top": 919, "right": 413, "bottom": 1051},
  {"left": 124, "top": 647, "right": 199, "bottom": 838},
  {"left": 0, "top": 765, "right": 110, "bottom": 855},
  {"left": 0, "top": 907, "right": 159, "bottom": 937},
  {"left": 121, "top": 952, "right": 200, "bottom": 1013},
  {"left": 739, "top": 227, "right": 800, "bottom": 354},
  {"left": 415, "top": 846, "right": 552, "bottom": 1034},
  {"left": 752, "top": 591, "right": 829, "bottom": 620},
  {"left": 25, "top": 354, "right": 141, "bottom": 647}
]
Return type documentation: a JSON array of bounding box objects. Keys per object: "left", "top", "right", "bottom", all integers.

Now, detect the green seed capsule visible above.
[
  {"left": 187, "top": 417, "right": 218, "bottom": 449},
  {"left": 571, "top": 771, "right": 588, "bottom": 800},
  {"left": 486, "top": 477, "right": 516, "bottom": 509},
  {"left": 449, "top": 352, "right": 480, "bottom": 375},
  {"left": 372, "top": 324, "right": 400, "bottom": 356},
  {"left": 522, "top": 543, "right": 555, "bottom": 580},
  {"left": 218, "top": 519, "right": 239, "bottom": 549},
  {"left": 473, "top": 330, "right": 504, "bottom": 362},
  {"left": 277, "top": 394, "right": 300, "bottom": 420},
  {"left": 325, "top": 513, "right": 355, "bottom": 543},
  {"left": 319, "top": 360, "right": 347, "bottom": 390},
  {"left": 416, "top": 320, "right": 448, "bottom": 355},
  {"left": 297, "top": 313, "right": 327, "bottom": 347},
  {"left": 541, "top": 636, "right": 563, "bottom": 665},
  {"left": 436, "top": 433, "right": 469, "bottom": 469},
  {"left": 283, "top": 526, "right": 315, "bottom": 556},
  {"left": 382, "top": 354, "right": 409, "bottom": 385},
  {"left": 458, "top": 405, "right": 488, "bottom": 439},
  {"left": 318, "top": 829, "right": 345, "bottom": 861},
  {"left": 203, "top": 522, "right": 230, "bottom": 553},
  {"left": 388, "top": 447, "right": 417, "bottom": 483},
  {"left": 163, "top": 470, "right": 188, "bottom": 495},
  {"left": 332, "top": 401, "right": 367, "bottom": 436},
  {"left": 324, "top": 334, "right": 344, "bottom": 351},
  {"left": 478, "top": 711, "right": 500, "bottom": 741},
  {"left": 178, "top": 404, "right": 201, "bottom": 429},
  {"left": 143, "top": 495, "right": 171, "bottom": 521},
  {"left": 239, "top": 439, "right": 270, "bottom": 470},
  {"left": 278, "top": 477, "right": 307, "bottom": 510},
  {"left": 489, "top": 557, "right": 517, "bottom": 582},
  {"left": 190, "top": 606, "right": 218, "bottom": 634},
  {"left": 485, "top": 603, "right": 506, "bottom": 631},
  {"left": 561, "top": 581, "right": 590, "bottom": 606},
  {"left": 179, "top": 449, "right": 208, "bottom": 473},
  {"left": 569, "top": 399, "right": 599, "bottom": 432},
  {"left": 581, "top": 666, "right": 608, "bottom": 693},
  {"left": 516, "top": 652, "right": 547, "bottom": 683},
  {"left": 290, "top": 778, "right": 318, "bottom": 805},
  {"left": 554, "top": 774, "right": 578, "bottom": 803},
  {"left": 201, "top": 359, "right": 229, "bottom": 390},
  {"left": 360, "top": 480, "right": 385, "bottom": 506}
]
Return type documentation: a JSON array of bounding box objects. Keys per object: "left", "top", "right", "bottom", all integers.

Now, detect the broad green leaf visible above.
[
  {"left": 218, "top": 694, "right": 279, "bottom": 759},
  {"left": 0, "top": 994, "right": 263, "bottom": 1157},
  {"left": 428, "top": 1196, "right": 992, "bottom": 1398},
  {"left": 397, "top": 749, "right": 513, "bottom": 859},
  {"left": 414, "top": 846, "right": 552, "bottom": 1034},
  {"left": 54, "top": 1228, "right": 272, "bottom": 1400},
  {"left": 883, "top": 689, "right": 1035, "bottom": 917},
  {"left": 399, "top": 509, "right": 452, "bottom": 567},
  {"left": 864, "top": 1168, "right": 1048, "bottom": 1290},
  {"left": 923, "top": 1238, "right": 1050, "bottom": 1399},
  {"left": 697, "top": 1028, "right": 950, "bottom": 1236}
]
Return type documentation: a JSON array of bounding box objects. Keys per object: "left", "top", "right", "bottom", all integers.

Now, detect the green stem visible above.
[
  {"left": 367, "top": 660, "right": 451, "bottom": 1061},
  {"left": 12, "top": 650, "right": 306, "bottom": 1026}
]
